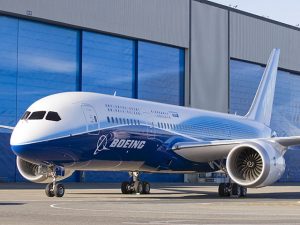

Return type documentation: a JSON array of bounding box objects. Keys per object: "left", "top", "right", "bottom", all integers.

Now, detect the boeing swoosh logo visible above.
[{"left": 94, "top": 135, "right": 110, "bottom": 155}]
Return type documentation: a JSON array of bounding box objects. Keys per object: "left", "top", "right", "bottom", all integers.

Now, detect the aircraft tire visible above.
[
  {"left": 54, "top": 183, "right": 65, "bottom": 197},
  {"left": 218, "top": 183, "right": 229, "bottom": 197},
  {"left": 142, "top": 182, "right": 150, "bottom": 194},
  {"left": 231, "top": 183, "right": 241, "bottom": 197},
  {"left": 134, "top": 181, "right": 143, "bottom": 194},
  {"left": 240, "top": 186, "right": 247, "bottom": 197},
  {"left": 218, "top": 183, "right": 225, "bottom": 197},
  {"left": 45, "top": 183, "right": 54, "bottom": 197},
  {"left": 121, "top": 181, "right": 131, "bottom": 194}
]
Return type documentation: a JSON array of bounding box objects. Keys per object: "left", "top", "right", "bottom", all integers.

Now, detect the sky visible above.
[{"left": 209, "top": 0, "right": 300, "bottom": 27}]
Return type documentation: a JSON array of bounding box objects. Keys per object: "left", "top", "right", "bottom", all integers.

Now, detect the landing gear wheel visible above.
[
  {"left": 231, "top": 183, "right": 241, "bottom": 197},
  {"left": 134, "top": 181, "right": 143, "bottom": 194},
  {"left": 142, "top": 182, "right": 151, "bottom": 194},
  {"left": 121, "top": 181, "right": 131, "bottom": 194},
  {"left": 240, "top": 186, "right": 247, "bottom": 197},
  {"left": 218, "top": 183, "right": 230, "bottom": 197},
  {"left": 45, "top": 183, "right": 54, "bottom": 197},
  {"left": 54, "top": 183, "right": 65, "bottom": 197}
]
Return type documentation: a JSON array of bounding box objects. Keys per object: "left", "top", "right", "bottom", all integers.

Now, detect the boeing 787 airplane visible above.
[{"left": 2, "top": 48, "right": 299, "bottom": 198}]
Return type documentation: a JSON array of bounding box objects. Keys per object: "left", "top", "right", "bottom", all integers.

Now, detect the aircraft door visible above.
[{"left": 81, "top": 104, "right": 99, "bottom": 133}]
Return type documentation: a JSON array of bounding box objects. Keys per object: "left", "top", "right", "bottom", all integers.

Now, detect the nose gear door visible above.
[{"left": 81, "top": 103, "right": 99, "bottom": 134}]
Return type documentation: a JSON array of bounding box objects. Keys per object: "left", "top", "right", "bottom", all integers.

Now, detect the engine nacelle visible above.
[
  {"left": 227, "top": 141, "right": 285, "bottom": 188},
  {"left": 17, "top": 157, "right": 74, "bottom": 183}
]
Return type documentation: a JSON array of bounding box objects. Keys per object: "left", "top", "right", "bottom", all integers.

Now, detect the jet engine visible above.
[
  {"left": 17, "top": 157, "right": 74, "bottom": 183},
  {"left": 226, "top": 141, "right": 285, "bottom": 188}
]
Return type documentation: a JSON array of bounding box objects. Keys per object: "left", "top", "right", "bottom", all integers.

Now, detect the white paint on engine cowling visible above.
[
  {"left": 17, "top": 157, "right": 74, "bottom": 183},
  {"left": 227, "top": 140, "right": 285, "bottom": 188}
]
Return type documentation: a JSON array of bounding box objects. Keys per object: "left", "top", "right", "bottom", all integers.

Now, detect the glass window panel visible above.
[
  {"left": 229, "top": 60, "right": 264, "bottom": 116},
  {"left": 138, "top": 41, "right": 184, "bottom": 105},
  {"left": 230, "top": 59, "right": 300, "bottom": 182},
  {"left": 271, "top": 70, "right": 300, "bottom": 137},
  {"left": 28, "top": 111, "right": 46, "bottom": 120},
  {"left": 45, "top": 111, "right": 61, "bottom": 121},
  {"left": 0, "top": 17, "right": 18, "bottom": 127},
  {"left": 230, "top": 59, "right": 300, "bottom": 137},
  {"left": 82, "top": 32, "right": 134, "bottom": 97},
  {"left": 17, "top": 20, "right": 79, "bottom": 119},
  {"left": 0, "top": 16, "right": 18, "bottom": 182}
]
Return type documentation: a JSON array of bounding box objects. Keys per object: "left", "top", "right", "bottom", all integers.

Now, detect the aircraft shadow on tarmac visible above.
[
  {"left": 0, "top": 203, "right": 26, "bottom": 206},
  {"left": 67, "top": 186, "right": 300, "bottom": 200}
]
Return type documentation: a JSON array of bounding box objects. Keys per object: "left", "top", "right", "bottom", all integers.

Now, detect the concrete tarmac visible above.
[{"left": 0, "top": 183, "right": 300, "bottom": 225}]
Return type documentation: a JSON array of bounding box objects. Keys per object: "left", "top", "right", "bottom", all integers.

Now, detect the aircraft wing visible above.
[
  {"left": 0, "top": 125, "right": 14, "bottom": 130},
  {"left": 172, "top": 136, "right": 300, "bottom": 163}
]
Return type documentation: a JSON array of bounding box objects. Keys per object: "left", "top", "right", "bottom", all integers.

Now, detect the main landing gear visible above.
[
  {"left": 121, "top": 172, "right": 151, "bottom": 194},
  {"left": 44, "top": 167, "right": 65, "bottom": 198},
  {"left": 209, "top": 160, "right": 247, "bottom": 198},
  {"left": 218, "top": 182, "right": 247, "bottom": 198}
]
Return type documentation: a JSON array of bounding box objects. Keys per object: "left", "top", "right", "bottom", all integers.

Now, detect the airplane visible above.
[{"left": 1, "top": 48, "right": 299, "bottom": 198}]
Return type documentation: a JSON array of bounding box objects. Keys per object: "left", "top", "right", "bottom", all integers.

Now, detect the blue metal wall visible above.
[
  {"left": 0, "top": 15, "right": 185, "bottom": 183},
  {"left": 230, "top": 59, "right": 300, "bottom": 182}
]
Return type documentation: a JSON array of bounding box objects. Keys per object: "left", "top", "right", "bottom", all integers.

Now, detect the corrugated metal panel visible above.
[
  {"left": 190, "top": 1, "right": 229, "bottom": 112},
  {"left": 230, "top": 12, "right": 300, "bottom": 71},
  {"left": 0, "top": 0, "right": 189, "bottom": 48}
]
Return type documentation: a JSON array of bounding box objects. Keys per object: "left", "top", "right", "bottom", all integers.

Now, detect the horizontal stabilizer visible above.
[{"left": 0, "top": 125, "right": 14, "bottom": 130}]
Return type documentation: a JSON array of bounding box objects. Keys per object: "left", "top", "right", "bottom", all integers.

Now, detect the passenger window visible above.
[
  {"left": 29, "top": 111, "right": 46, "bottom": 120},
  {"left": 111, "top": 117, "right": 114, "bottom": 123},
  {"left": 127, "top": 119, "right": 130, "bottom": 124},
  {"left": 107, "top": 117, "right": 110, "bottom": 123},
  {"left": 21, "top": 111, "right": 31, "bottom": 120},
  {"left": 123, "top": 118, "right": 126, "bottom": 124},
  {"left": 115, "top": 118, "right": 118, "bottom": 123},
  {"left": 45, "top": 111, "right": 61, "bottom": 121}
]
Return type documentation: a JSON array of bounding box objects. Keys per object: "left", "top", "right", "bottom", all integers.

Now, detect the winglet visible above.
[{"left": 245, "top": 48, "right": 280, "bottom": 126}]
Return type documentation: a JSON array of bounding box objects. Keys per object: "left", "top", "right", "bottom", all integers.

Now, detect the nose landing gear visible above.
[
  {"left": 44, "top": 166, "right": 65, "bottom": 198},
  {"left": 121, "top": 172, "right": 151, "bottom": 194}
]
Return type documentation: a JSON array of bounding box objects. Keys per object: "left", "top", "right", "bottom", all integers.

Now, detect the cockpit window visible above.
[
  {"left": 46, "top": 111, "right": 61, "bottom": 121},
  {"left": 28, "top": 111, "right": 46, "bottom": 120},
  {"left": 21, "top": 111, "right": 31, "bottom": 120}
]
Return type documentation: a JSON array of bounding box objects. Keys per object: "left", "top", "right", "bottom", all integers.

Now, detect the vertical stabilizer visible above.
[{"left": 245, "top": 48, "right": 280, "bottom": 126}]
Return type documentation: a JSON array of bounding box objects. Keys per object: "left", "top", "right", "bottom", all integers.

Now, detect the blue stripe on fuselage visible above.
[{"left": 11, "top": 125, "right": 214, "bottom": 173}]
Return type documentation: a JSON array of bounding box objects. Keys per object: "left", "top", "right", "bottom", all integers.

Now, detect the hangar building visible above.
[{"left": 0, "top": 0, "right": 300, "bottom": 182}]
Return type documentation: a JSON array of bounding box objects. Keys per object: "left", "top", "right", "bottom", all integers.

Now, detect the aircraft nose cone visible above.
[{"left": 10, "top": 126, "right": 28, "bottom": 146}]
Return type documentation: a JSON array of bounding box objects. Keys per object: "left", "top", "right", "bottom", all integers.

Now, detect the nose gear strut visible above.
[{"left": 44, "top": 166, "right": 65, "bottom": 198}]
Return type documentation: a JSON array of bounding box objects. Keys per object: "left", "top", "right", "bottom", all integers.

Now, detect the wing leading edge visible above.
[{"left": 173, "top": 136, "right": 300, "bottom": 163}]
